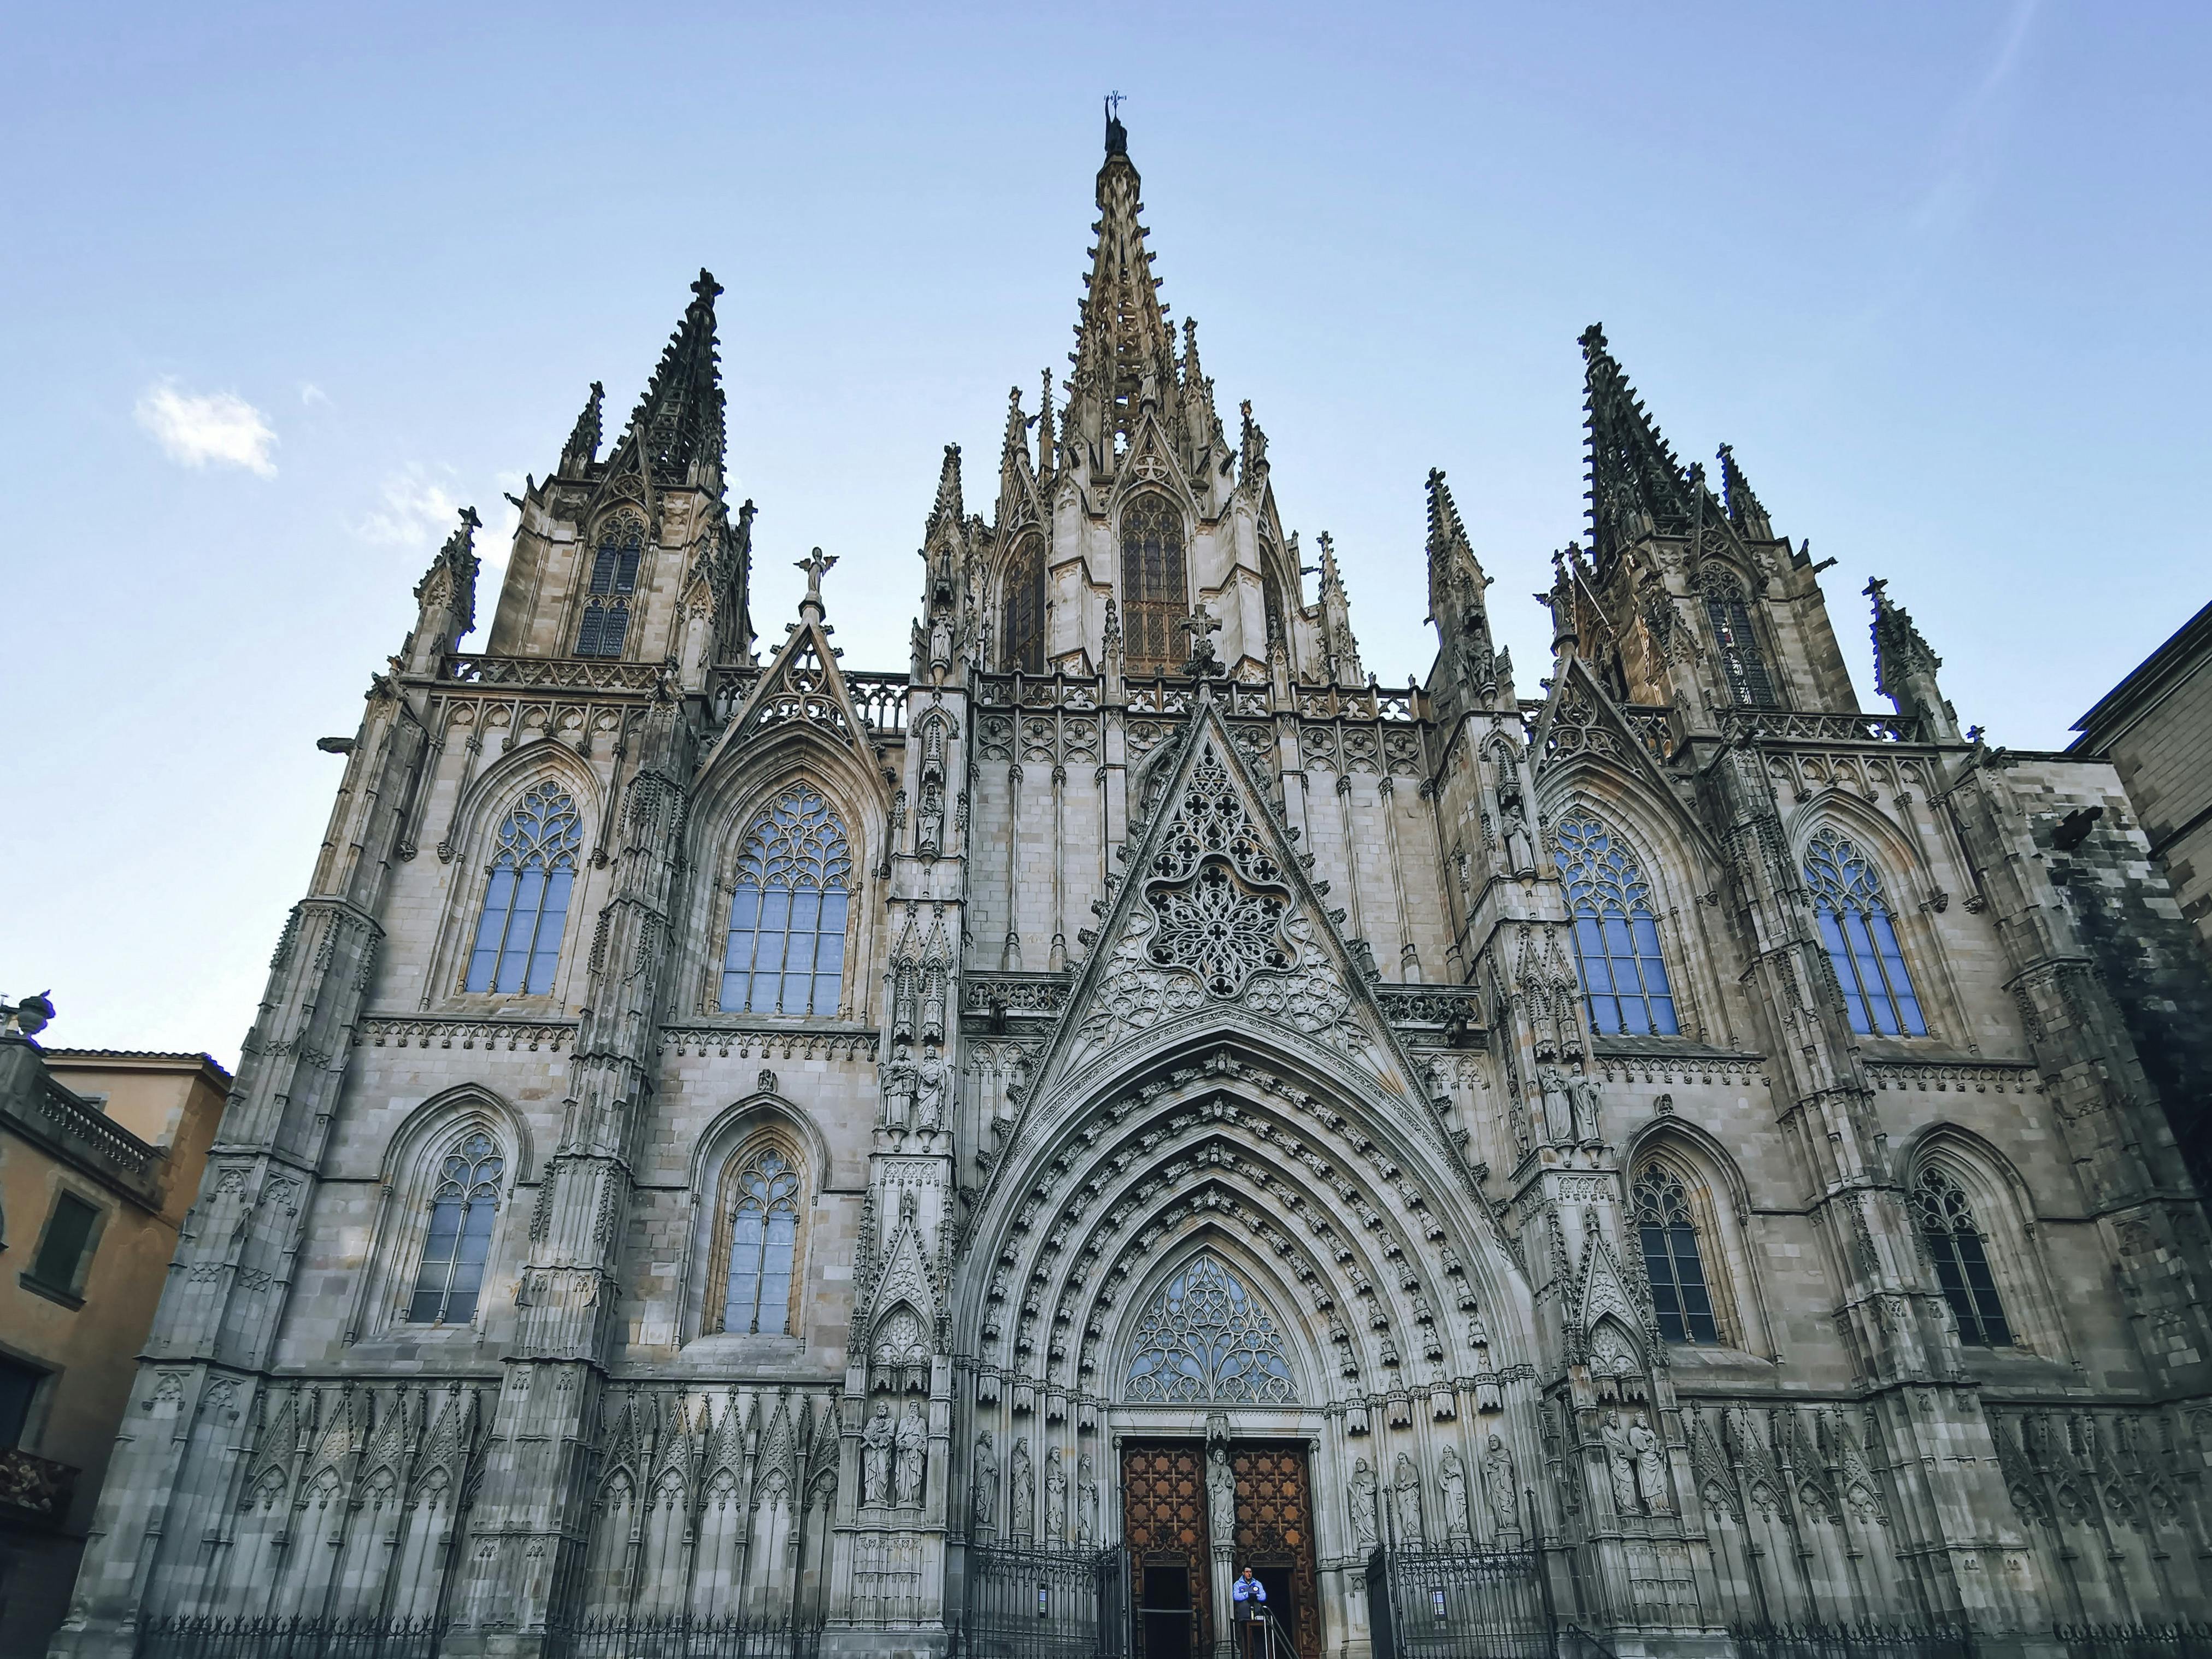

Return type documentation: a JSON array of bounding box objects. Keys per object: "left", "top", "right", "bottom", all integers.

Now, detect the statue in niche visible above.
[
  {"left": 972, "top": 1431, "right": 998, "bottom": 1537},
  {"left": 1045, "top": 1446, "right": 1068, "bottom": 1545},
  {"left": 1438, "top": 1446, "right": 1472, "bottom": 1545},
  {"left": 929, "top": 610, "right": 954, "bottom": 676},
  {"left": 1537, "top": 1065, "right": 1574, "bottom": 1144},
  {"left": 1077, "top": 1453, "right": 1101, "bottom": 1546},
  {"left": 1602, "top": 1410, "right": 1642, "bottom": 1515},
  {"left": 1392, "top": 1452, "right": 1425, "bottom": 1545},
  {"left": 878, "top": 1046, "right": 917, "bottom": 1133},
  {"left": 1568, "top": 1068, "right": 1605, "bottom": 1145},
  {"left": 1629, "top": 1413, "right": 1670, "bottom": 1514},
  {"left": 1483, "top": 1434, "right": 1520, "bottom": 1537},
  {"left": 917, "top": 775, "right": 945, "bottom": 856},
  {"left": 1349, "top": 1458, "right": 1380, "bottom": 1552},
  {"left": 895, "top": 1402, "right": 928, "bottom": 1508},
  {"left": 1207, "top": 1444, "right": 1238, "bottom": 1545},
  {"left": 862, "top": 1402, "right": 895, "bottom": 1507},
  {"left": 1497, "top": 775, "right": 1536, "bottom": 873},
  {"left": 1010, "top": 1438, "right": 1034, "bottom": 1536},
  {"left": 915, "top": 1046, "right": 948, "bottom": 1133}
]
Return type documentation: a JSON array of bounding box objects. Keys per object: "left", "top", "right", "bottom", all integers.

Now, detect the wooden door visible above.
[
  {"left": 1231, "top": 1443, "right": 1321, "bottom": 1659},
  {"left": 1121, "top": 1442, "right": 1213, "bottom": 1659}
]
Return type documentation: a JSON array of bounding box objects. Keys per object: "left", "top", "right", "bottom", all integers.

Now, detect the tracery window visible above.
[
  {"left": 1125, "top": 1254, "right": 1297, "bottom": 1403},
  {"left": 1803, "top": 827, "right": 1927, "bottom": 1037},
  {"left": 720, "top": 786, "right": 853, "bottom": 1017},
  {"left": 1120, "top": 494, "right": 1186, "bottom": 676},
  {"left": 464, "top": 783, "right": 583, "bottom": 995},
  {"left": 1631, "top": 1164, "right": 1720, "bottom": 1344},
  {"left": 1701, "top": 572, "right": 1776, "bottom": 708},
  {"left": 407, "top": 1132, "right": 503, "bottom": 1325},
  {"left": 575, "top": 521, "right": 643, "bottom": 658},
  {"left": 1554, "top": 812, "right": 1680, "bottom": 1036},
  {"left": 1004, "top": 537, "right": 1046, "bottom": 674},
  {"left": 716, "top": 1145, "right": 802, "bottom": 1336},
  {"left": 1911, "top": 1168, "right": 2011, "bottom": 1347}
]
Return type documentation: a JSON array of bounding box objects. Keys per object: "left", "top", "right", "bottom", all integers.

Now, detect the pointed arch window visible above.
[
  {"left": 1700, "top": 570, "right": 1775, "bottom": 708},
  {"left": 1124, "top": 1255, "right": 1297, "bottom": 1403},
  {"left": 716, "top": 1145, "right": 802, "bottom": 1336},
  {"left": 1804, "top": 827, "right": 1926, "bottom": 1037},
  {"left": 464, "top": 783, "right": 583, "bottom": 995},
  {"left": 720, "top": 786, "right": 853, "bottom": 1017},
  {"left": 1911, "top": 1167, "right": 2011, "bottom": 1347},
  {"left": 1004, "top": 537, "right": 1046, "bottom": 674},
  {"left": 1632, "top": 1164, "right": 1720, "bottom": 1344},
  {"left": 1120, "top": 494, "right": 1186, "bottom": 676},
  {"left": 575, "top": 521, "right": 643, "bottom": 658},
  {"left": 1554, "top": 812, "right": 1680, "bottom": 1036},
  {"left": 407, "top": 1132, "right": 503, "bottom": 1325}
]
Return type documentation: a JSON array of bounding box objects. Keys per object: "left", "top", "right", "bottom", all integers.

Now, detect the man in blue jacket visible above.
[{"left": 1232, "top": 1567, "right": 1267, "bottom": 1659}]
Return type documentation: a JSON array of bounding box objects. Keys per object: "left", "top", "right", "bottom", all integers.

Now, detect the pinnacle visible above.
[
  {"left": 1717, "top": 442, "right": 1768, "bottom": 534},
  {"left": 1580, "top": 323, "right": 1692, "bottom": 570},
  {"left": 617, "top": 270, "right": 726, "bottom": 489},
  {"left": 561, "top": 380, "right": 604, "bottom": 472},
  {"left": 928, "top": 444, "right": 964, "bottom": 538},
  {"left": 1425, "top": 468, "right": 1469, "bottom": 552}
]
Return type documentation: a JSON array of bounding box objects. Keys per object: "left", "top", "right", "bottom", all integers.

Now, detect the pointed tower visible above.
[
  {"left": 402, "top": 507, "right": 480, "bottom": 675},
  {"left": 1425, "top": 469, "right": 1501, "bottom": 713},
  {"left": 608, "top": 269, "right": 727, "bottom": 491},
  {"left": 1716, "top": 442, "right": 1772, "bottom": 540},
  {"left": 1580, "top": 323, "right": 1693, "bottom": 583},
  {"left": 1314, "top": 533, "right": 1363, "bottom": 687},
  {"left": 917, "top": 443, "right": 972, "bottom": 681},
  {"left": 1067, "top": 102, "right": 1178, "bottom": 469},
  {"left": 558, "top": 381, "right": 604, "bottom": 475},
  {"left": 1866, "top": 577, "right": 1962, "bottom": 742}
]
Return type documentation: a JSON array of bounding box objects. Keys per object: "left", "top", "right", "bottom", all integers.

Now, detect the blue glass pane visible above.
[
  {"left": 1649, "top": 994, "right": 1680, "bottom": 1036},
  {"left": 1590, "top": 994, "right": 1622, "bottom": 1034},
  {"left": 790, "top": 890, "right": 820, "bottom": 933},
  {"left": 1602, "top": 917, "right": 1634, "bottom": 958},
  {"left": 820, "top": 891, "right": 849, "bottom": 931},
  {"left": 813, "top": 974, "right": 840, "bottom": 1015},
  {"left": 781, "top": 972, "right": 809, "bottom": 1013},
  {"left": 817, "top": 931, "right": 845, "bottom": 975},
  {"left": 1618, "top": 992, "right": 1652, "bottom": 1037},
  {"left": 730, "top": 888, "right": 760, "bottom": 931},
  {"left": 719, "top": 971, "right": 749, "bottom": 1013}
]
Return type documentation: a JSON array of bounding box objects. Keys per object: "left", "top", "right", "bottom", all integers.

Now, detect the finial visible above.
[
  {"left": 795, "top": 547, "right": 838, "bottom": 617},
  {"left": 1578, "top": 322, "right": 1608, "bottom": 356},
  {"left": 1104, "top": 92, "right": 1128, "bottom": 157},
  {"left": 692, "top": 268, "right": 724, "bottom": 304}
]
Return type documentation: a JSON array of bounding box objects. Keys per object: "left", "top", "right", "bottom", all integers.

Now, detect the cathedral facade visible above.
[{"left": 55, "top": 117, "right": 2212, "bottom": 1658}]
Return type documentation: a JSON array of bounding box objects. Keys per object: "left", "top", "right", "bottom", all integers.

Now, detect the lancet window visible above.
[
  {"left": 1553, "top": 811, "right": 1680, "bottom": 1036},
  {"left": 1912, "top": 1168, "right": 2011, "bottom": 1347},
  {"left": 1124, "top": 1255, "right": 1297, "bottom": 1403},
  {"left": 721, "top": 786, "right": 853, "bottom": 1017},
  {"left": 715, "top": 1144, "right": 802, "bottom": 1336},
  {"left": 464, "top": 783, "right": 583, "bottom": 995},
  {"left": 406, "top": 1132, "right": 503, "bottom": 1325},
  {"left": 1701, "top": 570, "right": 1776, "bottom": 708},
  {"left": 575, "top": 520, "right": 643, "bottom": 658},
  {"left": 1004, "top": 537, "right": 1046, "bottom": 674},
  {"left": 1803, "top": 827, "right": 1927, "bottom": 1037},
  {"left": 1631, "top": 1163, "right": 1720, "bottom": 1344},
  {"left": 1120, "top": 494, "right": 1186, "bottom": 676}
]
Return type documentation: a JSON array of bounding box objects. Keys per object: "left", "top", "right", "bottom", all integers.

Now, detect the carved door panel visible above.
[
  {"left": 1231, "top": 1443, "right": 1321, "bottom": 1659},
  {"left": 1121, "top": 1442, "right": 1213, "bottom": 1659}
]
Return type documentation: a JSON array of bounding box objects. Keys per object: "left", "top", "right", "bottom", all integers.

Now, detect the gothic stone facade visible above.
[{"left": 53, "top": 119, "right": 2212, "bottom": 1657}]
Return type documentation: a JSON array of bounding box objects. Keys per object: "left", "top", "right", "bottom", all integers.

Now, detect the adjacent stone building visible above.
[
  {"left": 52, "top": 116, "right": 2212, "bottom": 1657},
  {"left": 0, "top": 1027, "right": 229, "bottom": 1655}
]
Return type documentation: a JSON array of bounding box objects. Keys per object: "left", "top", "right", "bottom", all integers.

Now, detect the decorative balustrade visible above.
[
  {"left": 1373, "top": 984, "right": 1487, "bottom": 1039},
  {"left": 445, "top": 655, "right": 666, "bottom": 692},
  {"left": 25, "top": 1074, "right": 158, "bottom": 1183},
  {"left": 843, "top": 672, "right": 911, "bottom": 733},
  {"left": 962, "top": 975, "right": 1074, "bottom": 1021},
  {"left": 1731, "top": 709, "right": 1925, "bottom": 745}
]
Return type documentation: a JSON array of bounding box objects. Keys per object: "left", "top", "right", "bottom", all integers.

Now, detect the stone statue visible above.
[
  {"left": 1438, "top": 1446, "right": 1472, "bottom": 1545},
  {"left": 1497, "top": 778, "right": 1536, "bottom": 873},
  {"left": 1010, "top": 1437, "right": 1034, "bottom": 1537},
  {"left": 972, "top": 1431, "right": 998, "bottom": 1537},
  {"left": 895, "top": 1402, "right": 927, "bottom": 1508},
  {"left": 1207, "top": 1444, "right": 1238, "bottom": 1545},
  {"left": 1483, "top": 1434, "right": 1519, "bottom": 1536},
  {"left": 796, "top": 546, "right": 837, "bottom": 608},
  {"left": 915, "top": 1048, "right": 948, "bottom": 1133},
  {"left": 1077, "top": 1453, "right": 1101, "bottom": 1546},
  {"left": 1629, "top": 1413, "right": 1670, "bottom": 1514},
  {"left": 1537, "top": 1064, "right": 1574, "bottom": 1144},
  {"left": 1350, "top": 1457, "right": 1380, "bottom": 1552},
  {"left": 862, "top": 1402, "right": 895, "bottom": 1507},
  {"left": 1602, "top": 1411, "right": 1642, "bottom": 1515},
  {"left": 1392, "top": 1452, "right": 1425, "bottom": 1545},
  {"left": 878, "top": 1046, "right": 917, "bottom": 1133},
  {"left": 929, "top": 609, "right": 954, "bottom": 674},
  {"left": 1568, "top": 1068, "right": 1604, "bottom": 1144},
  {"left": 1045, "top": 1446, "right": 1068, "bottom": 1545}
]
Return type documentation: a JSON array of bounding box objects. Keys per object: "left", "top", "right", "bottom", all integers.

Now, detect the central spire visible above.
[
  {"left": 1069, "top": 107, "right": 1175, "bottom": 462},
  {"left": 614, "top": 269, "right": 726, "bottom": 491}
]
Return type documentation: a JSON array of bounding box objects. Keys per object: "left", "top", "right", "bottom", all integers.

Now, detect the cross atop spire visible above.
[
  {"left": 1580, "top": 323, "right": 1693, "bottom": 578},
  {"left": 1104, "top": 92, "right": 1127, "bottom": 155},
  {"left": 614, "top": 269, "right": 726, "bottom": 490}
]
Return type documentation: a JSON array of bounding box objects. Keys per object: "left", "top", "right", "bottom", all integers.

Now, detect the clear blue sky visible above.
[{"left": 4, "top": 2, "right": 2205, "bottom": 1063}]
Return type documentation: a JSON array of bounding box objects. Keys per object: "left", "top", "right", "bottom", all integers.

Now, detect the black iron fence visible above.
[
  {"left": 1365, "top": 1543, "right": 1557, "bottom": 1659},
  {"left": 1731, "top": 1625, "right": 1975, "bottom": 1659},
  {"left": 135, "top": 1616, "right": 448, "bottom": 1659},
  {"left": 543, "top": 1611, "right": 825, "bottom": 1659},
  {"left": 2056, "top": 1626, "right": 2212, "bottom": 1659},
  {"left": 958, "top": 1543, "right": 1128, "bottom": 1659}
]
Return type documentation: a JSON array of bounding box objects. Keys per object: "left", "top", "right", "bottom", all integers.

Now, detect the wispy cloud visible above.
[
  {"left": 299, "top": 381, "right": 331, "bottom": 408},
  {"left": 135, "top": 381, "right": 279, "bottom": 477},
  {"left": 355, "top": 463, "right": 469, "bottom": 546}
]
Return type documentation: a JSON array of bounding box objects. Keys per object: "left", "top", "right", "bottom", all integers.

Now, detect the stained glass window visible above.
[
  {"left": 1701, "top": 572, "right": 1775, "bottom": 708},
  {"left": 721, "top": 786, "right": 854, "bottom": 1017},
  {"left": 1004, "top": 537, "right": 1046, "bottom": 674},
  {"left": 1121, "top": 495, "right": 1186, "bottom": 676},
  {"left": 464, "top": 783, "right": 584, "bottom": 995},
  {"left": 1125, "top": 1255, "right": 1297, "bottom": 1403},
  {"left": 1804, "top": 827, "right": 1927, "bottom": 1037},
  {"left": 721, "top": 1147, "right": 802, "bottom": 1336},
  {"left": 407, "top": 1132, "right": 503, "bottom": 1325},
  {"left": 1632, "top": 1165, "right": 1720, "bottom": 1344},
  {"left": 575, "top": 521, "right": 643, "bottom": 658},
  {"left": 1913, "top": 1168, "right": 2011, "bottom": 1347},
  {"left": 1554, "top": 812, "right": 1680, "bottom": 1036}
]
